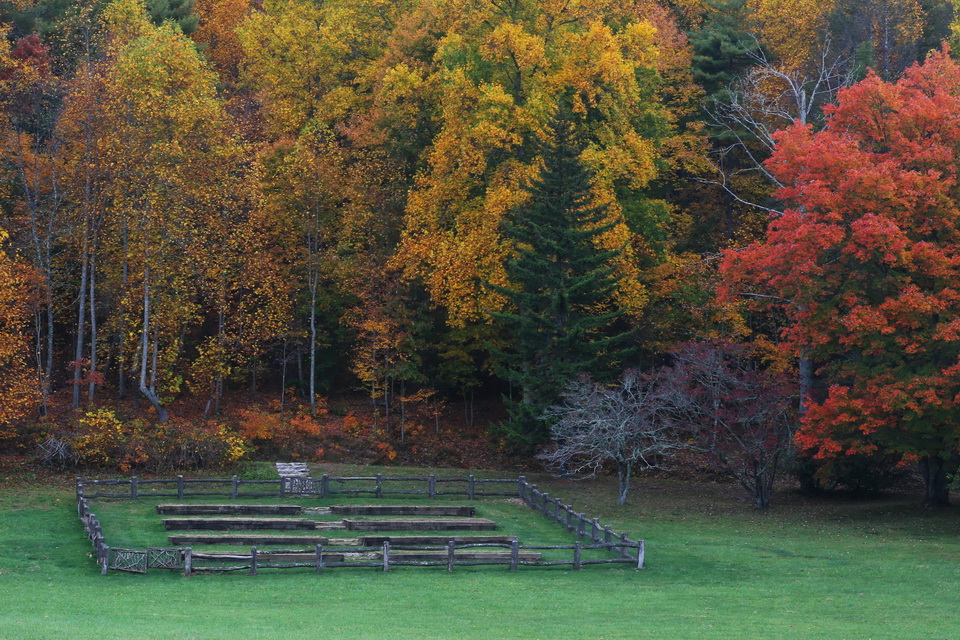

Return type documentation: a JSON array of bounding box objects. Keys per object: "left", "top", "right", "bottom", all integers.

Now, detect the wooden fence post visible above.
[
  {"left": 620, "top": 532, "right": 630, "bottom": 558},
  {"left": 316, "top": 544, "right": 324, "bottom": 573},
  {"left": 603, "top": 526, "right": 612, "bottom": 545},
  {"left": 447, "top": 540, "right": 455, "bottom": 572},
  {"left": 518, "top": 476, "right": 526, "bottom": 500},
  {"left": 566, "top": 507, "right": 574, "bottom": 532},
  {"left": 382, "top": 542, "right": 390, "bottom": 572},
  {"left": 321, "top": 474, "right": 329, "bottom": 498},
  {"left": 592, "top": 518, "right": 601, "bottom": 542},
  {"left": 250, "top": 546, "right": 258, "bottom": 575},
  {"left": 279, "top": 477, "right": 285, "bottom": 499},
  {"left": 573, "top": 541, "right": 582, "bottom": 571},
  {"left": 468, "top": 475, "right": 475, "bottom": 500},
  {"left": 428, "top": 474, "right": 436, "bottom": 499},
  {"left": 509, "top": 538, "right": 519, "bottom": 571},
  {"left": 130, "top": 476, "right": 138, "bottom": 500},
  {"left": 636, "top": 541, "right": 645, "bottom": 569},
  {"left": 231, "top": 475, "right": 239, "bottom": 499},
  {"left": 541, "top": 493, "right": 549, "bottom": 516},
  {"left": 376, "top": 473, "right": 382, "bottom": 498},
  {"left": 183, "top": 548, "right": 193, "bottom": 577},
  {"left": 101, "top": 545, "right": 110, "bottom": 575},
  {"left": 177, "top": 475, "right": 184, "bottom": 499}
]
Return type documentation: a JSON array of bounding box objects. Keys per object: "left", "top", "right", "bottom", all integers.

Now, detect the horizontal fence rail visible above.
[
  {"left": 517, "top": 476, "right": 644, "bottom": 567},
  {"left": 81, "top": 474, "right": 521, "bottom": 500},
  {"left": 76, "top": 473, "right": 644, "bottom": 575},
  {"left": 178, "top": 539, "right": 643, "bottom": 575}
]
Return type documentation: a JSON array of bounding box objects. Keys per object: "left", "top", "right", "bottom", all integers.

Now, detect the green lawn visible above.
[{"left": 1, "top": 460, "right": 959, "bottom": 639}]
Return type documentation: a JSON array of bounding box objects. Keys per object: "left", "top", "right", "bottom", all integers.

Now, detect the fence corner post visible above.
[
  {"left": 509, "top": 537, "right": 519, "bottom": 571},
  {"left": 321, "top": 473, "right": 329, "bottom": 498},
  {"left": 101, "top": 545, "right": 110, "bottom": 575},
  {"left": 573, "top": 541, "right": 582, "bottom": 570},
  {"left": 183, "top": 548, "right": 193, "bottom": 577},
  {"left": 636, "top": 540, "right": 645, "bottom": 569},
  {"left": 517, "top": 476, "right": 526, "bottom": 499}
]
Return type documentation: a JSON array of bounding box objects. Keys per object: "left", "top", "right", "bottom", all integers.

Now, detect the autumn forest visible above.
[{"left": 2, "top": 0, "right": 960, "bottom": 507}]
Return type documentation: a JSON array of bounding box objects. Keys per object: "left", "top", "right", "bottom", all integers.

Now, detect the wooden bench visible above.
[
  {"left": 169, "top": 534, "right": 335, "bottom": 545},
  {"left": 359, "top": 535, "right": 514, "bottom": 546},
  {"left": 330, "top": 505, "right": 475, "bottom": 517},
  {"left": 157, "top": 504, "right": 302, "bottom": 516},
  {"left": 162, "top": 517, "right": 320, "bottom": 531},
  {"left": 343, "top": 518, "right": 496, "bottom": 531}
]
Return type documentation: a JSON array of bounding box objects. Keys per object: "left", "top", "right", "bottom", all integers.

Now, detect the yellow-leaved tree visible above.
[
  {"left": 0, "top": 230, "right": 40, "bottom": 437},
  {"left": 392, "top": 0, "right": 671, "bottom": 327},
  {"left": 95, "top": 0, "right": 240, "bottom": 421}
]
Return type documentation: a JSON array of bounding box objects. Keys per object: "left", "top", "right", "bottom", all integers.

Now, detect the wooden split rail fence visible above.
[
  {"left": 75, "top": 474, "right": 644, "bottom": 575},
  {"left": 179, "top": 539, "right": 641, "bottom": 575},
  {"left": 518, "top": 477, "right": 645, "bottom": 567},
  {"left": 80, "top": 474, "right": 521, "bottom": 500}
]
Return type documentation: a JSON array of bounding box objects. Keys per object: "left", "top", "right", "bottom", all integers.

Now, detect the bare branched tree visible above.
[
  {"left": 658, "top": 341, "right": 796, "bottom": 510},
  {"left": 700, "top": 37, "right": 853, "bottom": 213},
  {"left": 538, "top": 371, "right": 685, "bottom": 506}
]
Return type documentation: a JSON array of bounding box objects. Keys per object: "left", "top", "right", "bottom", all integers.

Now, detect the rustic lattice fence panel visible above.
[
  {"left": 110, "top": 548, "right": 147, "bottom": 573},
  {"left": 148, "top": 547, "right": 184, "bottom": 570},
  {"left": 283, "top": 477, "right": 317, "bottom": 495}
]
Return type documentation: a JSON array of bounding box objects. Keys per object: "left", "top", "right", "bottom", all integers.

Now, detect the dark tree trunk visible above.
[
  {"left": 280, "top": 339, "right": 288, "bottom": 413},
  {"left": 798, "top": 351, "right": 813, "bottom": 417},
  {"left": 88, "top": 250, "right": 98, "bottom": 402},
  {"left": 918, "top": 456, "right": 950, "bottom": 507},
  {"left": 753, "top": 473, "right": 771, "bottom": 510},
  {"left": 616, "top": 460, "right": 632, "bottom": 506},
  {"left": 118, "top": 219, "right": 129, "bottom": 400},
  {"left": 73, "top": 239, "right": 88, "bottom": 409}
]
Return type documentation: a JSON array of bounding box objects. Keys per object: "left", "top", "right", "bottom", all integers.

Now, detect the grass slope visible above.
[{"left": 1, "top": 460, "right": 959, "bottom": 639}]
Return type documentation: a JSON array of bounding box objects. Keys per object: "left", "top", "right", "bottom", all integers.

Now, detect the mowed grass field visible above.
[{"left": 1, "top": 460, "right": 959, "bottom": 640}]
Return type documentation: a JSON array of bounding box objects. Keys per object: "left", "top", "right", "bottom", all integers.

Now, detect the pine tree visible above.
[{"left": 491, "top": 112, "right": 632, "bottom": 450}]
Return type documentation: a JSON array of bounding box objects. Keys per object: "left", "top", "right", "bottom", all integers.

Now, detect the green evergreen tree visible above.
[
  {"left": 689, "top": 0, "right": 760, "bottom": 108},
  {"left": 146, "top": 0, "right": 198, "bottom": 35},
  {"left": 491, "top": 112, "right": 632, "bottom": 450}
]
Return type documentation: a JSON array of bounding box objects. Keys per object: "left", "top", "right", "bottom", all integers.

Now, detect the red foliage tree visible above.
[{"left": 722, "top": 47, "right": 960, "bottom": 506}]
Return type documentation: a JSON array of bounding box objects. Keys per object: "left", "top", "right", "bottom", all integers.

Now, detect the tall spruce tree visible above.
[{"left": 492, "top": 113, "right": 632, "bottom": 450}]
